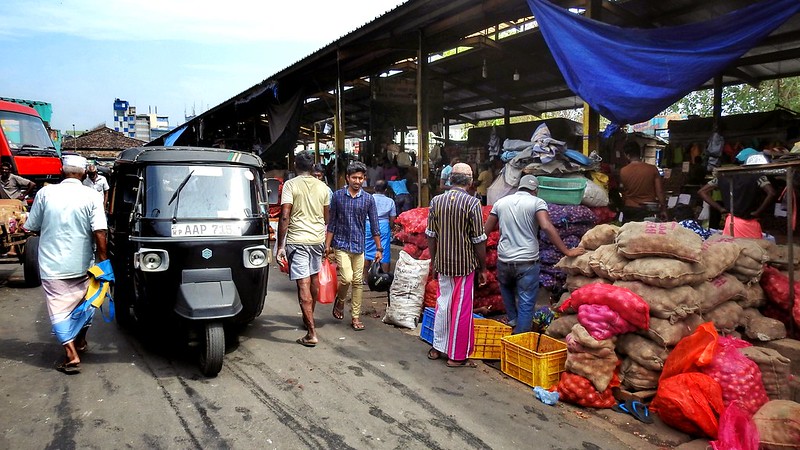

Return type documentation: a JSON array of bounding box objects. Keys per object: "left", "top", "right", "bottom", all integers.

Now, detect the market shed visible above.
[{"left": 151, "top": 0, "right": 800, "bottom": 187}]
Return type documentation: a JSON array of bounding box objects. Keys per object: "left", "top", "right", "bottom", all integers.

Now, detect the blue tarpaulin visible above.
[
  {"left": 526, "top": 0, "right": 800, "bottom": 125},
  {"left": 163, "top": 125, "right": 187, "bottom": 146}
]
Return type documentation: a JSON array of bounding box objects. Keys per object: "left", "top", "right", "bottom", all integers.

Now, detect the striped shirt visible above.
[
  {"left": 328, "top": 187, "right": 380, "bottom": 254},
  {"left": 426, "top": 187, "right": 487, "bottom": 276}
]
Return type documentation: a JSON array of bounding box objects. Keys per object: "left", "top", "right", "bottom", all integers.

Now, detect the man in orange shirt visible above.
[{"left": 619, "top": 141, "right": 666, "bottom": 223}]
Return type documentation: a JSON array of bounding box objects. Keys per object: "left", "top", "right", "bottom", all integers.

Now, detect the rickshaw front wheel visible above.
[{"left": 199, "top": 321, "right": 225, "bottom": 377}]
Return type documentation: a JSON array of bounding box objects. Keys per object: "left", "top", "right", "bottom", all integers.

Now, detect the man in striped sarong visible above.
[
  {"left": 426, "top": 163, "right": 487, "bottom": 368},
  {"left": 24, "top": 155, "right": 107, "bottom": 374}
]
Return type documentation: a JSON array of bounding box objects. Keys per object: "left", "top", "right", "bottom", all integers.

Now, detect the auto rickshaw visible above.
[{"left": 108, "top": 146, "right": 275, "bottom": 376}]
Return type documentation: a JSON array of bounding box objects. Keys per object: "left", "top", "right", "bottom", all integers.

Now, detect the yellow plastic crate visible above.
[
  {"left": 500, "top": 332, "right": 567, "bottom": 389},
  {"left": 469, "top": 318, "right": 512, "bottom": 360}
]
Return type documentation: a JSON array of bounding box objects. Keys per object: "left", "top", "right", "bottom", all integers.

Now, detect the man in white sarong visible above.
[{"left": 24, "top": 155, "right": 107, "bottom": 374}]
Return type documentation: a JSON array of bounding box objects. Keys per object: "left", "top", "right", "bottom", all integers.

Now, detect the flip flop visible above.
[
  {"left": 445, "top": 360, "right": 477, "bottom": 368},
  {"left": 626, "top": 400, "right": 654, "bottom": 424},
  {"left": 296, "top": 337, "right": 317, "bottom": 348},
  {"left": 56, "top": 361, "right": 81, "bottom": 375},
  {"left": 332, "top": 299, "right": 344, "bottom": 320},
  {"left": 351, "top": 320, "right": 365, "bottom": 331},
  {"left": 76, "top": 341, "right": 88, "bottom": 353},
  {"left": 427, "top": 348, "right": 441, "bottom": 360}
]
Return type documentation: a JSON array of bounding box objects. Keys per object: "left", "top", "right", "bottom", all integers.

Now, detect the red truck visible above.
[{"left": 0, "top": 99, "right": 62, "bottom": 198}]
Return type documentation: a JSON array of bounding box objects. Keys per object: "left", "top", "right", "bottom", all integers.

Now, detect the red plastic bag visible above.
[
  {"left": 700, "top": 337, "right": 769, "bottom": 416},
  {"left": 660, "top": 322, "right": 718, "bottom": 381},
  {"left": 651, "top": 372, "right": 725, "bottom": 438},
  {"left": 318, "top": 260, "right": 337, "bottom": 304},
  {"left": 710, "top": 403, "right": 759, "bottom": 450},
  {"left": 561, "top": 283, "right": 650, "bottom": 331},
  {"left": 557, "top": 371, "right": 619, "bottom": 409}
]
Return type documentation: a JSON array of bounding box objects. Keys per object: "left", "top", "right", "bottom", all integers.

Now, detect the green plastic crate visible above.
[{"left": 536, "top": 176, "right": 587, "bottom": 205}]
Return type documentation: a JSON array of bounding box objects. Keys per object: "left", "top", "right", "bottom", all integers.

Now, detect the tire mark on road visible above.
[
  {"left": 177, "top": 378, "right": 229, "bottom": 447},
  {"left": 44, "top": 385, "right": 80, "bottom": 450},
  {"left": 225, "top": 358, "right": 355, "bottom": 450},
  {"left": 336, "top": 347, "right": 492, "bottom": 450}
]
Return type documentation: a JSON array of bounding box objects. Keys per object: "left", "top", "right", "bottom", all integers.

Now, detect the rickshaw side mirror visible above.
[{"left": 265, "top": 178, "right": 281, "bottom": 206}]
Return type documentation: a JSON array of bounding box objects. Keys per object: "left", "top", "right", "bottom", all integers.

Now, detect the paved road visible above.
[{"left": 0, "top": 262, "right": 666, "bottom": 449}]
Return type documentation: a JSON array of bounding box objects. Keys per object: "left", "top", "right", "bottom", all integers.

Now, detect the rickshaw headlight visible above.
[
  {"left": 243, "top": 245, "right": 269, "bottom": 268},
  {"left": 136, "top": 248, "right": 169, "bottom": 272}
]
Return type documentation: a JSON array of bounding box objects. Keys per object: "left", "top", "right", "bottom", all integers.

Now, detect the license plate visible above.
[{"left": 171, "top": 222, "right": 243, "bottom": 237}]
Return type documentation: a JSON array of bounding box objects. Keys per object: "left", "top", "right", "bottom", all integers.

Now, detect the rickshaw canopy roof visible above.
[{"left": 115, "top": 146, "right": 263, "bottom": 169}]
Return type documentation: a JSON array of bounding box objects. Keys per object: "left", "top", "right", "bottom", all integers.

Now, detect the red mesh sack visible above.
[
  {"left": 760, "top": 266, "right": 800, "bottom": 312},
  {"left": 395, "top": 207, "right": 429, "bottom": 234},
  {"left": 424, "top": 277, "right": 438, "bottom": 308},
  {"left": 557, "top": 371, "right": 619, "bottom": 409},
  {"left": 710, "top": 403, "right": 760, "bottom": 450},
  {"left": 486, "top": 250, "right": 498, "bottom": 268},
  {"left": 487, "top": 230, "right": 500, "bottom": 248},
  {"left": 651, "top": 372, "right": 725, "bottom": 438},
  {"left": 419, "top": 248, "right": 431, "bottom": 260},
  {"left": 577, "top": 304, "right": 637, "bottom": 340},
  {"left": 560, "top": 283, "right": 650, "bottom": 331},
  {"left": 660, "top": 322, "right": 718, "bottom": 381},
  {"left": 700, "top": 337, "right": 769, "bottom": 416},
  {"left": 403, "top": 243, "right": 422, "bottom": 259},
  {"left": 405, "top": 232, "right": 429, "bottom": 250}
]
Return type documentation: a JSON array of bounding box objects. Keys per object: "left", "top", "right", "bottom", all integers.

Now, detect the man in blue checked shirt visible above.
[{"left": 325, "top": 161, "right": 381, "bottom": 331}]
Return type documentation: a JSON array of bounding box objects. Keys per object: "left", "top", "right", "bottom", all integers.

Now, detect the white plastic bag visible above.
[{"left": 383, "top": 251, "right": 431, "bottom": 329}]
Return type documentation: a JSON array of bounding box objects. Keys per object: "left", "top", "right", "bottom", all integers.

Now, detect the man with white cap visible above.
[
  {"left": 23, "top": 154, "right": 108, "bottom": 374},
  {"left": 485, "top": 175, "right": 585, "bottom": 334},
  {"left": 426, "top": 162, "right": 487, "bottom": 368}
]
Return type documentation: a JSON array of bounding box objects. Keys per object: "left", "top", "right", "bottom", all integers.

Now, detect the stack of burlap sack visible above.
[{"left": 549, "top": 221, "right": 788, "bottom": 393}]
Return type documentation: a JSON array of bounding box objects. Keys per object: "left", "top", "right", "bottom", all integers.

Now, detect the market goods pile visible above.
[
  {"left": 548, "top": 220, "right": 800, "bottom": 443},
  {"left": 0, "top": 199, "right": 27, "bottom": 235},
  {"left": 394, "top": 207, "right": 503, "bottom": 313},
  {"left": 539, "top": 204, "right": 598, "bottom": 290}
]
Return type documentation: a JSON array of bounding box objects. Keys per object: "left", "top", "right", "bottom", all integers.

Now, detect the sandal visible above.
[
  {"left": 612, "top": 399, "right": 654, "bottom": 424},
  {"left": 56, "top": 361, "right": 81, "bottom": 375},
  {"left": 351, "top": 319, "right": 365, "bottom": 331},
  {"left": 427, "top": 348, "right": 441, "bottom": 360},
  {"left": 296, "top": 336, "right": 318, "bottom": 348},
  {"left": 445, "top": 359, "right": 477, "bottom": 368},
  {"left": 332, "top": 299, "right": 344, "bottom": 320}
]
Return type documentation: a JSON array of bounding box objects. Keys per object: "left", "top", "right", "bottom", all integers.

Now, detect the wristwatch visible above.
[{"left": 376, "top": 248, "right": 384, "bottom": 252}]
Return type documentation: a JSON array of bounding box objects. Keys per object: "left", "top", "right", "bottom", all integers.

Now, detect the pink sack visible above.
[
  {"left": 710, "top": 403, "right": 759, "bottom": 450},
  {"left": 700, "top": 337, "right": 769, "bottom": 416},
  {"left": 577, "top": 304, "right": 637, "bottom": 340},
  {"left": 561, "top": 283, "right": 650, "bottom": 330}
]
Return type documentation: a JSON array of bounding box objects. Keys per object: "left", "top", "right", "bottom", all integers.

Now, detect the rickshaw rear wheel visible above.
[
  {"left": 199, "top": 322, "right": 225, "bottom": 377},
  {"left": 23, "top": 236, "right": 41, "bottom": 287}
]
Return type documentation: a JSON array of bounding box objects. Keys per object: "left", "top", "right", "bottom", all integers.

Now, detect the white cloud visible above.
[{"left": 0, "top": 0, "right": 407, "bottom": 44}]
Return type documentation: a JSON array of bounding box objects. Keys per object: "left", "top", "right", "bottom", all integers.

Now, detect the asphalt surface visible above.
[{"left": 0, "top": 261, "right": 678, "bottom": 450}]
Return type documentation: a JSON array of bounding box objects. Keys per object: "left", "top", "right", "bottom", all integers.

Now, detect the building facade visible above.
[{"left": 113, "top": 98, "right": 172, "bottom": 142}]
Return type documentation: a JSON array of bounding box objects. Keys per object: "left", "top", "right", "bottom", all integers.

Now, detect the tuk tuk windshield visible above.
[{"left": 144, "top": 165, "right": 260, "bottom": 219}]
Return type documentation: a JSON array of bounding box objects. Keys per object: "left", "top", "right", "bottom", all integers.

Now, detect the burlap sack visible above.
[
  {"left": 555, "top": 250, "right": 595, "bottom": 276},
  {"left": 545, "top": 314, "right": 579, "bottom": 339},
  {"left": 753, "top": 400, "right": 800, "bottom": 449},
  {"left": 616, "top": 221, "right": 703, "bottom": 263},
  {"left": 638, "top": 314, "right": 704, "bottom": 347},
  {"left": 616, "top": 333, "right": 670, "bottom": 371},
  {"left": 768, "top": 244, "right": 800, "bottom": 269},
  {"left": 567, "top": 323, "right": 616, "bottom": 355},
  {"left": 739, "top": 347, "right": 792, "bottom": 401},
  {"left": 579, "top": 224, "right": 619, "bottom": 250},
  {"left": 588, "top": 244, "right": 628, "bottom": 281},
  {"left": 620, "top": 357, "right": 661, "bottom": 391},
  {"left": 621, "top": 257, "right": 705, "bottom": 288},
  {"left": 695, "top": 274, "right": 746, "bottom": 313},
  {"left": 613, "top": 281, "right": 699, "bottom": 323},
  {"left": 701, "top": 301, "right": 743, "bottom": 334},
  {"left": 737, "top": 283, "right": 767, "bottom": 309},
  {"left": 700, "top": 238, "right": 742, "bottom": 280},
  {"left": 565, "top": 274, "right": 611, "bottom": 292},
  {"left": 712, "top": 236, "right": 768, "bottom": 285},
  {"left": 740, "top": 308, "right": 787, "bottom": 341},
  {"left": 565, "top": 350, "right": 619, "bottom": 392}
]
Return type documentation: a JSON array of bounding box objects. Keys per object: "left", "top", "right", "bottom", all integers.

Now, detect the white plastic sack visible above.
[
  {"left": 383, "top": 251, "right": 431, "bottom": 329},
  {"left": 581, "top": 178, "right": 609, "bottom": 207}
]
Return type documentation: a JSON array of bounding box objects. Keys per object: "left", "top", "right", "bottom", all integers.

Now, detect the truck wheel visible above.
[
  {"left": 199, "top": 322, "right": 225, "bottom": 377},
  {"left": 23, "top": 236, "right": 41, "bottom": 287}
]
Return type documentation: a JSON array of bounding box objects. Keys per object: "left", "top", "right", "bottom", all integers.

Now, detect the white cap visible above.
[
  {"left": 744, "top": 154, "right": 769, "bottom": 166},
  {"left": 62, "top": 155, "right": 88, "bottom": 169}
]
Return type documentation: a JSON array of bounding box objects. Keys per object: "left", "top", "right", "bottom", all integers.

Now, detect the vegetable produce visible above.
[{"left": 561, "top": 283, "right": 649, "bottom": 330}]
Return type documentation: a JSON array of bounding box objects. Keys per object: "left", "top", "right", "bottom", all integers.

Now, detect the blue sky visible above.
[{"left": 0, "top": 0, "right": 407, "bottom": 132}]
